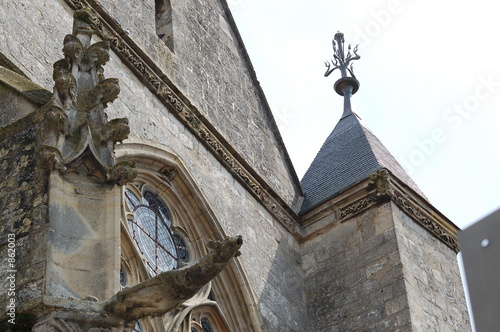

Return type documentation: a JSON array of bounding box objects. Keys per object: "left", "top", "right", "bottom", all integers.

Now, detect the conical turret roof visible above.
[
  {"left": 300, "top": 111, "right": 426, "bottom": 214},
  {"left": 300, "top": 32, "right": 425, "bottom": 214}
]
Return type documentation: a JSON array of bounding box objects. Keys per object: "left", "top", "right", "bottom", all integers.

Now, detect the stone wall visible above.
[
  {"left": 0, "top": 1, "right": 307, "bottom": 329},
  {"left": 302, "top": 202, "right": 413, "bottom": 331},
  {"left": 0, "top": 0, "right": 73, "bottom": 89},
  {"left": 0, "top": 103, "right": 47, "bottom": 326},
  {"left": 392, "top": 205, "right": 471, "bottom": 332},
  {"left": 0, "top": 0, "right": 301, "bottom": 207},
  {"left": 106, "top": 61, "right": 306, "bottom": 328},
  {"left": 302, "top": 201, "right": 470, "bottom": 331}
]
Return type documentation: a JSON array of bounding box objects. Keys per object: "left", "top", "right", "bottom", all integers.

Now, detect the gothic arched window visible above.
[{"left": 125, "top": 188, "right": 187, "bottom": 275}]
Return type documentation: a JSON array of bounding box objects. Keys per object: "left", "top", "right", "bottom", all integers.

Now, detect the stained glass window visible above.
[{"left": 125, "top": 188, "right": 188, "bottom": 275}]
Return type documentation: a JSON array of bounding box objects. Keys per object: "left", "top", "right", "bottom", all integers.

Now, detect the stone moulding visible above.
[
  {"left": 390, "top": 187, "right": 459, "bottom": 252},
  {"left": 61, "top": 0, "right": 298, "bottom": 233},
  {"left": 303, "top": 169, "right": 459, "bottom": 252},
  {"left": 338, "top": 194, "right": 379, "bottom": 222}
]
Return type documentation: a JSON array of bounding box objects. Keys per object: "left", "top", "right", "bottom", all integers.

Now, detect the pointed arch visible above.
[{"left": 115, "top": 142, "right": 263, "bottom": 331}]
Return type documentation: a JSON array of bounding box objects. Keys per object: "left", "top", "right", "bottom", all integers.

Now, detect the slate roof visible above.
[{"left": 299, "top": 111, "right": 426, "bottom": 214}]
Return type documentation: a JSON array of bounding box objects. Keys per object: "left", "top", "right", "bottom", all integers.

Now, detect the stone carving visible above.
[
  {"left": 61, "top": 0, "right": 297, "bottom": 232},
  {"left": 392, "top": 190, "right": 459, "bottom": 252},
  {"left": 159, "top": 165, "right": 177, "bottom": 184},
  {"left": 31, "top": 309, "right": 124, "bottom": 332},
  {"left": 369, "top": 169, "right": 393, "bottom": 196},
  {"left": 38, "top": 9, "right": 136, "bottom": 185},
  {"left": 339, "top": 195, "right": 378, "bottom": 221},
  {"left": 30, "top": 236, "right": 243, "bottom": 330},
  {"left": 104, "top": 236, "right": 243, "bottom": 326}
]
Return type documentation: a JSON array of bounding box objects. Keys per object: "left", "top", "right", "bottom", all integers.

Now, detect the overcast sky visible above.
[{"left": 228, "top": 0, "right": 500, "bottom": 231}]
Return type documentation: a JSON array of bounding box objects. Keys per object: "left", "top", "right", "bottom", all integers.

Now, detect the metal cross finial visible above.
[{"left": 324, "top": 31, "right": 360, "bottom": 79}]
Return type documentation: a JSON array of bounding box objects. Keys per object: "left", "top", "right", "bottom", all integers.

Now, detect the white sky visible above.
[{"left": 228, "top": 0, "right": 500, "bottom": 230}]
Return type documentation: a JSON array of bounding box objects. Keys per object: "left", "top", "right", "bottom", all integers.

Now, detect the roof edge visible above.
[
  {"left": 219, "top": 0, "right": 304, "bottom": 201},
  {"left": 299, "top": 168, "right": 460, "bottom": 252}
]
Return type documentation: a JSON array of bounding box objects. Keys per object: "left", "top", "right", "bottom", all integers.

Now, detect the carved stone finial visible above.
[{"left": 38, "top": 10, "right": 135, "bottom": 185}]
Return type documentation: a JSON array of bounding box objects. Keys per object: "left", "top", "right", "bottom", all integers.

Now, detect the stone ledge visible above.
[
  {"left": 0, "top": 68, "right": 51, "bottom": 107},
  {"left": 0, "top": 68, "right": 52, "bottom": 127}
]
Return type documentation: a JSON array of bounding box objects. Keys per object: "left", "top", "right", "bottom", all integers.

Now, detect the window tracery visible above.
[
  {"left": 189, "top": 310, "right": 225, "bottom": 332},
  {"left": 115, "top": 147, "right": 262, "bottom": 331},
  {"left": 124, "top": 187, "right": 188, "bottom": 275}
]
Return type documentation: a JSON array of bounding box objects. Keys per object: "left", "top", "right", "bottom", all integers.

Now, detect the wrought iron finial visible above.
[
  {"left": 324, "top": 31, "right": 360, "bottom": 81},
  {"left": 324, "top": 32, "right": 361, "bottom": 118}
]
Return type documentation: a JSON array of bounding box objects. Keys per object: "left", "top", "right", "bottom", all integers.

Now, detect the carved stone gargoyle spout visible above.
[{"left": 104, "top": 236, "right": 243, "bottom": 325}]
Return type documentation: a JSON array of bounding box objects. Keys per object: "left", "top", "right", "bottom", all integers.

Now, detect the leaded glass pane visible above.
[{"left": 125, "top": 188, "right": 186, "bottom": 275}]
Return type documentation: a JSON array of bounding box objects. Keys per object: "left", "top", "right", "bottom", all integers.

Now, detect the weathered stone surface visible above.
[
  {"left": 0, "top": 1, "right": 470, "bottom": 331},
  {"left": 105, "top": 236, "right": 243, "bottom": 323},
  {"left": 302, "top": 201, "right": 470, "bottom": 331},
  {"left": 0, "top": 68, "right": 51, "bottom": 127},
  {"left": 302, "top": 203, "right": 415, "bottom": 331},
  {"left": 0, "top": 98, "right": 48, "bottom": 321},
  {"left": 393, "top": 205, "right": 471, "bottom": 332}
]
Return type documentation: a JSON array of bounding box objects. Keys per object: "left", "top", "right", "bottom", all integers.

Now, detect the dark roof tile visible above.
[{"left": 300, "top": 112, "right": 425, "bottom": 214}]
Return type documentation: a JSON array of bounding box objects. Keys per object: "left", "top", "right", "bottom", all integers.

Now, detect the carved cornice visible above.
[
  {"left": 61, "top": 0, "right": 297, "bottom": 233},
  {"left": 339, "top": 194, "right": 379, "bottom": 221},
  {"left": 302, "top": 169, "right": 459, "bottom": 252},
  {"left": 390, "top": 188, "right": 459, "bottom": 252}
]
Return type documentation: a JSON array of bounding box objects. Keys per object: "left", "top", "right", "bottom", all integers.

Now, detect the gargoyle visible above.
[
  {"left": 107, "top": 161, "right": 137, "bottom": 185},
  {"left": 103, "top": 118, "right": 130, "bottom": 145},
  {"left": 104, "top": 236, "right": 243, "bottom": 325}
]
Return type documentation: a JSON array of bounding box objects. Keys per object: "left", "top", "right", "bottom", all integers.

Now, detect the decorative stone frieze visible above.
[
  {"left": 339, "top": 194, "right": 379, "bottom": 221},
  {"left": 303, "top": 168, "right": 459, "bottom": 252},
  {"left": 391, "top": 189, "right": 459, "bottom": 252}
]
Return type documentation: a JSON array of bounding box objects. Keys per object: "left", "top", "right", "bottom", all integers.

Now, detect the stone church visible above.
[{"left": 0, "top": 0, "right": 470, "bottom": 331}]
